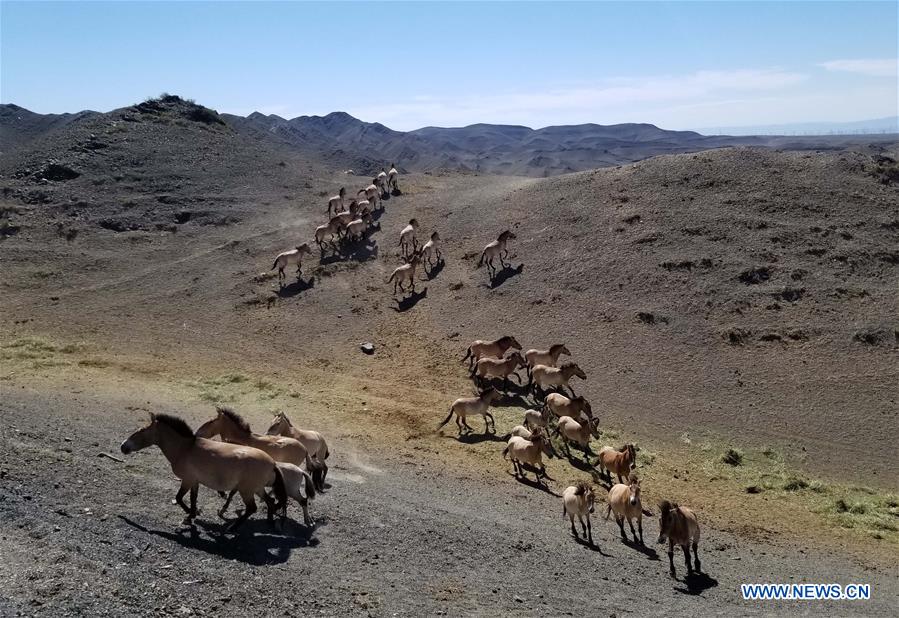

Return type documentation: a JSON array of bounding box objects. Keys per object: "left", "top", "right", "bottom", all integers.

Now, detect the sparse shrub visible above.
[
  {"left": 722, "top": 448, "right": 743, "bottom": 466},
  {"left": 783, "top": 476, "right": 809, "bottom": 491},
  {"left": 187, "top": 105, "right": 225, "bottom": 125}
]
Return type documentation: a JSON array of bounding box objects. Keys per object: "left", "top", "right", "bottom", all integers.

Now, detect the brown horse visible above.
[
  {"left": 196, "top": 407, "right": 325, "bottom": 488},
  {"left": 120, "top": 413, "right": 286, "bottom": 531},
  {"left": 658, "top": 500, "right": 702, "bottom": 578},
  {"left": 462, "top": 335, "right": 522, "bottom": 368},
  {"left": 597, "top": 444, "right": 637, "bottom": 483}
]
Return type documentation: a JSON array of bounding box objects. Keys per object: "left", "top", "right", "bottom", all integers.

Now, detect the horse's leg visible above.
[
  {"left": 174, "top": 482, "right": 192, "bottom": 516},
  {"left": 627, "top": 517, "right": 638, "bottom": 542},
  {"left": 682, "top": 545, "right": 693, "bottom": 574},
  {"left": 692, "top": 541, "right": 701, "bottom": 572},
  {"left": 226, "top": 493, "right": 257, "bottom": 532},
  {"left": 586, "top": 515, "right": 593, "bottom": 546},
  {"left": 668, "top": 539, "right": 677, "bottom": 578},
  {"left": 637, "top": 516, "right": 644, "bottom": 545},
  {"left": 616, "top": 515, "right": 627, "bottom": 540},
  {"left": 259, "top": 489, "right": 277, "bottom": 524},
  {"left": 570, "top": 515, "right": 578, "bottom": 538},
  {"left": 455, "top": 414, "right": 463, "bottom": 435},
  {"left": 579, "top": 515, "right": 587, "bottom": 538},
  {"left": 298, "top": 496, "right": 314, "bottom": 527},
  {"left": 485, "top": 412, "right": 496, "bottom": 434},
  {"left": 189, "top": 485, "right": 198, "bottom": 520},
  {"left": 218, "top": 489, "right": 237, "bottom": 518}
]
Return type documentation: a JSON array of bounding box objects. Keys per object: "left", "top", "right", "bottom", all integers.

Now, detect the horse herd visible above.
[
  {"left": 122, "top": 164, "right": 702, "bottom": 581},
  {"left": 272, "top": 164, "right": 520, "bottom": 296},
  {"left": 440, "top": 335, "right": 703, "bottom": 579}
]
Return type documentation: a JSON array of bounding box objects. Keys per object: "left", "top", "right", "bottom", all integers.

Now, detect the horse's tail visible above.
[
  {"left": 502, "top": 445, "right": 510, "bottom": 460},
  {"left": 462, "top": 346, "right": 472, "bottom": 363},
  {"left": 272, "top": 465, "right": 288, "bottom": 513},
  {"left": 437, "top": 408, "right": 454, "bottom": 430},
  {"left": 306, "top": 454, "right": 326, "bottom": 492},
  {"left": 563, "top": 504, "right": 567, "bottom": 518},
  {"left": 477, "top": 250, "right": 486, "bottom": 267},
  {"left": 605, "top": 503, "right": 612, "bottom": 521},
  {"left": 302, "top": 469, "right": 317, "bottom": 501},
  {"left": 387, "top": 270, "right": 397, "bottom": 284},
  {"left": 271, "top": 258, "right": 279, "bottom": 271}
]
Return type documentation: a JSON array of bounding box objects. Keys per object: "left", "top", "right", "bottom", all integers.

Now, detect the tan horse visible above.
[
  {"left": 265, "top": 411, "right": 330, "bottom": 488},
  {"left": 326, "top": 187, "right": 346, "bottom": 217},
  {"left": 562, "top": 481, "right": 597, "bottom": 545},
  {"left": 471, "top": 351, "right": 526, "bottom": 391},
  {"left": 437, "top": 387, "right": 501, "bottom": 435},
  {"left": 195, "top": 406, "right": 318, "bottom": 474},
  {"left": 530, "top": 362, "right": 586, "bottom": 397},
  {"left": 606, "top": 474, "right": 645, "bottom": 545},
  {"left": 271, "top": 243, "right": 313, "bottom": 285},
  {"left": 658, "top": 500, "right": 701, "bottom": 578},
  {"left": 387, "top": 253, "right": 423, "bottom": 295},
  {"left": 120, "top": 413, "right": 286, "bottom": 531},
  {"left": 542, "top": 393, "right": 593, "bottom": 423},
  {"left": 555, "top": 414, "right": 600, "bottom": 457},
  {"left": 502, "top": 427, "right": 555, "bottom": 485},
  {"left": 462, "top": 335, "right": 522, "bottom": 368},
  {"left": 524, "top": 344, "right": 571, "bottom": 378},
  {"left": 597, "top": 444, "right": 637, "bottom": 483},
  {"left": 478, "top": 230, "right": 516, "bottom": 277}
]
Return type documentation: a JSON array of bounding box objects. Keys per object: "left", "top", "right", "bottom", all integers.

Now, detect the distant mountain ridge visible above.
[{"left": 3, "top": 100, "right": 897, "bottom": 177}]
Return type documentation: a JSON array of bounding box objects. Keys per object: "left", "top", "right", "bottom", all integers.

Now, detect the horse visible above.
[
  {"left": 265, "top": 411, "right": 330, "bottom": 488},
  {"left": 461, "top": 336, "right": 522, "bottom": 368},
  {"left": 597, "top": 444, "right": 637, "bottom": 483},
  {"left": 195, "top": 406, "right": 325, "bottom": 491},
  {"left": 562, "top": 481, "right": 597, "bottom": 545},
  {"left": 437, "top": 388, "right": 501, "bottom": 435},
  {"left": 502, "top": 426, "right": 555, "bottom": 485},
  {"left": 120, "top": 412, "right": 286, "bottom": 532},
  {"left": 478, "top": 230, "right": 516, "bottom": 278},
  {"left": 606, "top": 474, "right": 645, "bottom": 545},
  {"left": 658, "top": 500, "right": 701, "bottom": 578}
]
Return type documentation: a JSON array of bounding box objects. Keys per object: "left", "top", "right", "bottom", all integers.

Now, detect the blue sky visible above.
[{"left": 1, "top": 1, "right": 896, "bottom": 131}]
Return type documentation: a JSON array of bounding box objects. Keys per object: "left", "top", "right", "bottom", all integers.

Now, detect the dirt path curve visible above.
[{"left": 1, "top": 382, "right": 895, "bottom": 617}]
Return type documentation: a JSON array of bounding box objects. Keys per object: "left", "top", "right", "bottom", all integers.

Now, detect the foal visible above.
[
  {"left": 657, "top": 500, "right": 701, "bottom": 578},
  {"left": 120, "top": 413, "right": 286, "bottom": 531},
  {"left": 478, "top": 230, "right": 516, "bottom": 277}
]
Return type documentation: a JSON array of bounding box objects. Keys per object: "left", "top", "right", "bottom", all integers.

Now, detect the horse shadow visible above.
[
  {"left": 564, "top": 452, "right": 597, "bottom": 473},
  {"left": 675, "top": 571, "right": 719, "bottom": 595},
  {"left": 488, "top": 263, "right": 523, "bottom": 289},
  {"left": 490, "top": 391, "right": 532, "bottom": 409},
  {"left": 509, "top": 472, "right": 560, "bottom": 496},
  {"left": 456, "top": 431, "right": 505, "bottom": 444},
  {"left": 118, "top": 515, "right": 318, "bottom": 566},
  {"left": 391, "top": 188, "right": 402, "bottom": 197},
  {"left": 392, "top": 287, "right": 427, "bottom": 312},
  {"left": 620, "top": 536, "right": 660, "bottom": 561},
  {"left": 425, "top": 258, "right": 445, "bottom": 280},
  {"left": 573, "top": 535, "right": 610, "bottom": 556},
  {"left": 277, "top": 277, "right": 314, "bottom": 298},
  {"left": 319, "top": 237, "right": 379, "bottom": 264}
]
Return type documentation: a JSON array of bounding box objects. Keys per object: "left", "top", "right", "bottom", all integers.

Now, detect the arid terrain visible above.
[{"left": 1, "top": 97, "right": 897, "bottom": 616}]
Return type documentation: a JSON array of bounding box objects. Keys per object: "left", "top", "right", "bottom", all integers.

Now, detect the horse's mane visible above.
[
  {"left": 574, "top": 480, "right": 592, "bottom": 496},
  {"left": 216, "top": 406, "right": 251, "bottom": 435},
  {"left": 617, "top": 444, "right": 629, "bottom": 452},
  {"left": 627, "top": 471, "right": 639, "bottom": 484},
  {"left": 550, "top": 343, "right": 566, "bottom": 353},
  {"left": 658, "top": 500, "right": 677, "bottom": 516},
  {"left": 278, "top": 412, "right": 294, "bottom": 427},
  {"left": 155, "top": 414, "right": 195, "bottom": 440}
]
